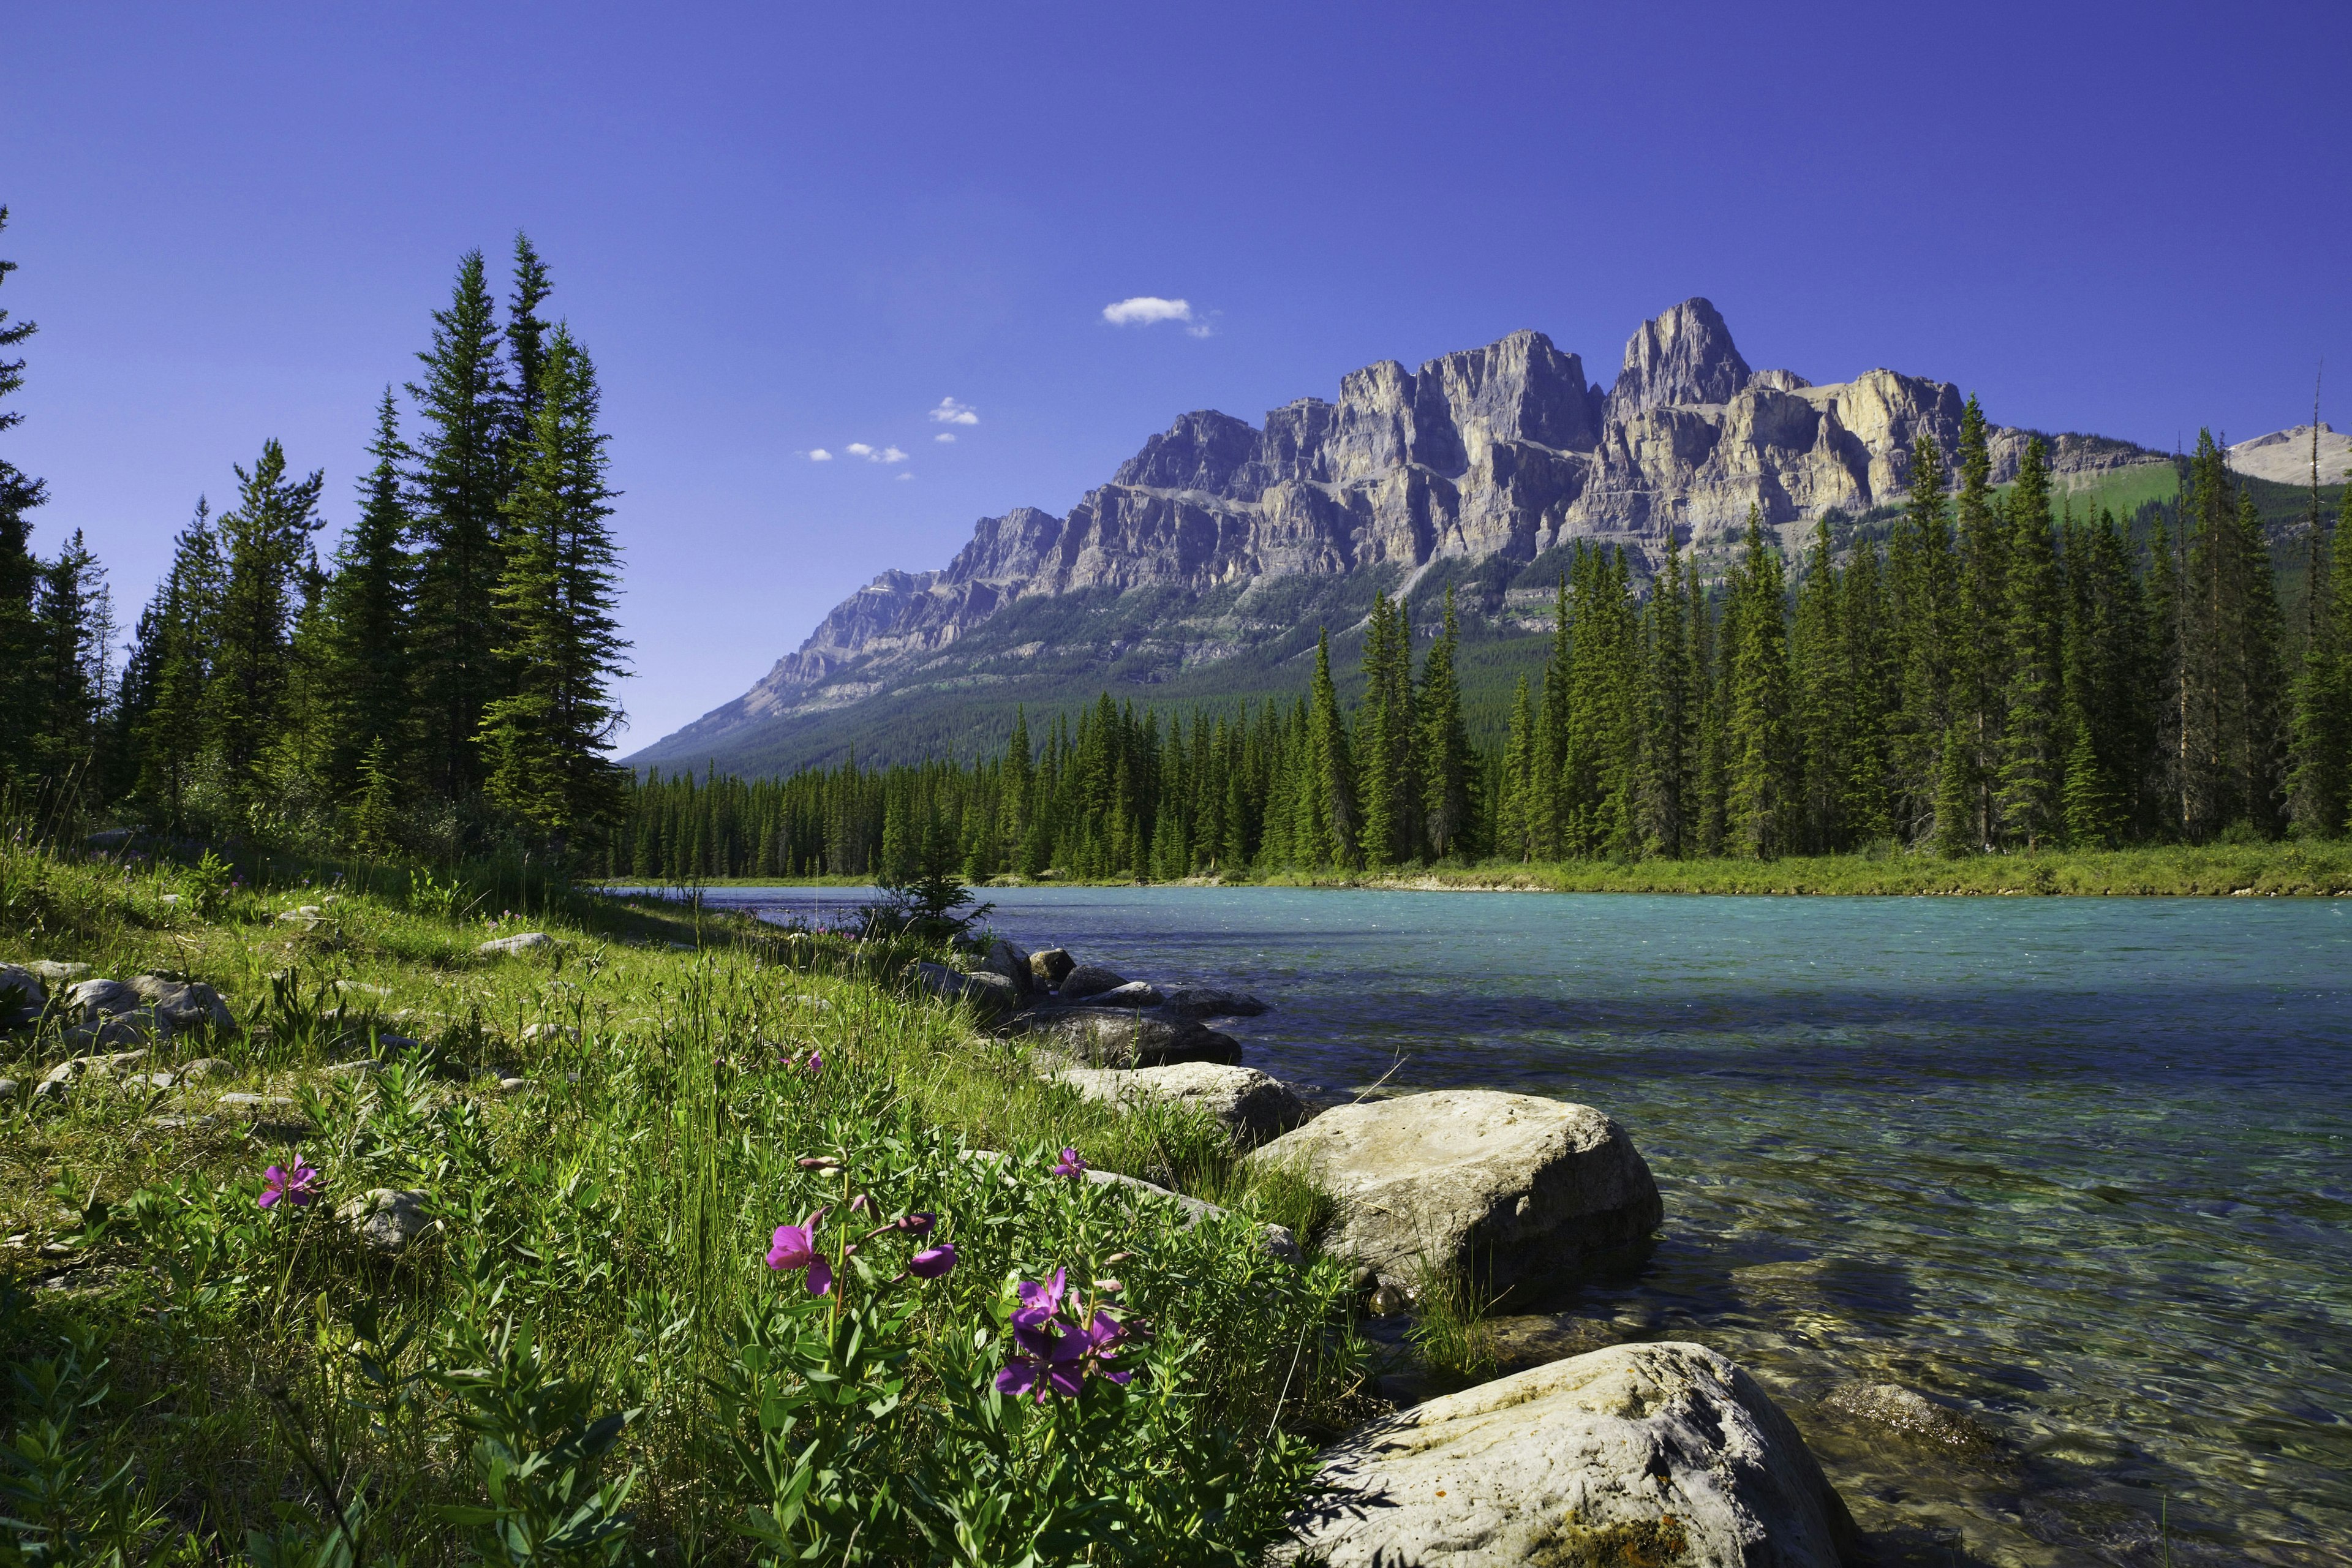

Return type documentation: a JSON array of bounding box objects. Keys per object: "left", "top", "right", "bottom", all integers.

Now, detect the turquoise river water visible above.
[{"left": 697, "top": 885, "right": 2351, "bottom": 1566}]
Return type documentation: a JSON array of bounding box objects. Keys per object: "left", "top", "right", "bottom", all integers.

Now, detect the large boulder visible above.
[
  {"left": 975, "top": 938, "right": 1035, "bottom": 997},
  {"left": 1055, "top": 1061, "right": 1307, "bottom": 1145},
  {"left": 1248, "top": 1090, "right": 1660, "bottom": 1294},
  {"left": 1281, "top": 1342, "right": 1857, "bottom": 1567},
  {"left": 131, "top": 974, "right": 233, "bottom": 1035},
  {"left": 1021, "top": 1007, "right": 1242, "bottom": 1067},
  {"left": 1159, "top": 986, "right": 1268, "bottom": 1019},
  {"left": 1090, "top": 980, "right": 1162, "bottom": 1008},
  {"left": 1058, "top": 963, "right": 1128, "bottom": 1000},
  {"left": 0, "top": 965, "right": 47, "bottom": 1029},
  {"left": 1029, "top": 948, "right": 1076, "bottom": 989},
  {"left": 909, "top": 961, "right": 1021, "bottom": 1018},
  {"left": 64, "top": 978, "right": 144, "bottom": 1022}
]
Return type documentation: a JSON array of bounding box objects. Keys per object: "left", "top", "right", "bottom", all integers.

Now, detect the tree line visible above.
[
  {"left": 0, "top": 215, "right": 629, "bottom": 860},
  {"left": 617, "top": 402, "right": 2352, "bottom": 881}
]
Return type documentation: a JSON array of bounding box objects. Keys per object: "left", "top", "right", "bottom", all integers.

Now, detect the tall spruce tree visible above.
[
  {"left": 1839, "top": 537, "right": 1896, "bottom": 843},
  {"left": 1356, "top": 591, "right": 1406, "bottom": 867},
  {"left": 1951, "top": 396, "right": 2007, "bottom": 844},
  {"left": 0, "top": 208, "right": 48, "bottom": 796},
  {"left": 208, "top": 442, "right": 325, "bottom": 824},
  {"left": 2288, "top": 447, "right": 2352, "bottom": 835},
  {"left": 1996, "top": 437, "right": 2063, "bottom": 846},
  {"left": 1498, "top": 673, "right": 1535, "bottom": 861},
  {"left": 2179, "top": 431, "right": 2287, "bottom": 836},
  {"left": 132, "top": 501, "right": 224, "bottom": 828},
  {"left": 1888, "top": 432, "right": 1955, "bottom": 842},
  {"left": 312, "top": 390, "right": 415, "bottom": 802},
  {"left": 1303, "top": 630, "right": 1359, "bottom": 867},
  {"left": 407, "top": 250, "right": 511, "bottom": 802},
  {"left": 1634, "top": 540, "right": 1691, "bottom": 857},
  {"left": 1418, "top": 586, "right": 1472, "bottom": 860},
  {"left": 1791, "top": 518, "right": 1849, "bottom": 853},
  {"left": 1722, "top": 509, "right": 1796, "bottom": 858},
  {"left": 28, "top": 530, "right": 114, "bottom": 796}
]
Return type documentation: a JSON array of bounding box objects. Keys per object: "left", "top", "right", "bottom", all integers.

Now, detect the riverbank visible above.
[
  {"left": 0, "top": 843, "right": 1362, "bottom": 1559},
  {"left": 606, "top": 841, "right": 2352, "bottom": 898}
]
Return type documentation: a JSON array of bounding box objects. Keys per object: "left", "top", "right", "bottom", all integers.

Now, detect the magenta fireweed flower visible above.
[
  {"left": 909, "top": 1242, "right": 957, "bottom": 1279},
  {"left": 766, "top": 1209, "right": 834, "bottom": 1295},
  {"left": 258, "top": 1160, "right": 320, "bottom": 1210},
  {"left": 1014, "top": 1267, "right": 1069, "bottom": 1328},
  {"left": 897, "top": 1211, "right": 935, "bottom": 1238},
  {"left": 1052, "top": 1147, "right": 1085, "bottom": 1178},
  {"left": 997, "top": 1270, "right": 1134, "bottom": 1400},
  {"left": 805, "top": 1049, "right": 824, "bottom": 1076}
]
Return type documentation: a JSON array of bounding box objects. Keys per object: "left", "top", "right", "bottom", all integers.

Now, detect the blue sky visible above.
[{"left": 10, "top": 1, "right": 2350, "bottom": 750}]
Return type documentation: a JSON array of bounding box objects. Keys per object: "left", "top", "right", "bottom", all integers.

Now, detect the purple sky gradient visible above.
[{"left": 10, "top": 1, "right": 2349, "bottom": 749}]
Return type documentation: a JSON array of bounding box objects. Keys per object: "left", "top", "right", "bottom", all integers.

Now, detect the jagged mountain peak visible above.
[{"left": 1610, "top": 296, "right": 1752, "bottom": 414}]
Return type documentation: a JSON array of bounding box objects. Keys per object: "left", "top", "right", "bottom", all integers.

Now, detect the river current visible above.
[{"left": 697, "top": 884, "right": 2351, "bottom": 1566}]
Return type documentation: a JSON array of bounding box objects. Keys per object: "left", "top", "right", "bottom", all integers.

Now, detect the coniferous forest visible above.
[
  {"left": 615, "top": 412, "right": 2352, "bottom": 885},
  {"left": 1, "top": 217, "right": 628, "bottom": 861}
]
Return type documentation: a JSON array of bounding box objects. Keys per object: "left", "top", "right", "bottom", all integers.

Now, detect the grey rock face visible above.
[
  {"left": 640, "top": 298, "right": 2173, "bottom": 772},
  {"left": 1055, "top": 1061, "right": 1307, "bottom": 1145},
  {"left": 64, "top": 978, "right": 143, "bottom": 1022},
  {"left": 1021, "top": 1008, "right": 1242, "bottom": 1067},
  {"left": 1248, "top": 1090, "right": 1660, "bottom": 1294},
  {"left": 1158, "top": 987, "right": 1268, "bottom": 1019},
  {"left": 477, "top": 932, "right": 554, "bottom": 957},
  {"left": 1280, "top": 1342, "right": 1856, "bottom": 1567},
  {"left": 1058, "top": 963, "right": 1128, "bottom": 1000},
  {"left": 27, "top": 962, "right": 92, "bottom": 983},
  {"left": 1030, "top": 948, "right": 1076, "bottom": 987},
  {"left": 1088, "top": 980, "right": 1162, "bottom": 1008},
  {"left": 337, "top": 1188, "right": 434, "bottom": 1255},
  {"left": 132, "top": 975, "right": 233, "bottom": 1034}
]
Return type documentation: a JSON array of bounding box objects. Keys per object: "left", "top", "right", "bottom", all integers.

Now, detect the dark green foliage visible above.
[
  {"left": 1997, "top": 439, "right": 2063, "bottom": 847},
  {"left": 0, "top": 208, "right": 51, "bottom": 799},
  {"left": 310, "top": 390, "right": 415, "bottom": 799},
  {"left": 207, "top": 440, "right": 325, "bottom": 821}
]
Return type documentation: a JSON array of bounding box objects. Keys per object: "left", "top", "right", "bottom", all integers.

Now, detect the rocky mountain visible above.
[
  {"left": 634, "top": 298, "right": 2169, "bottom": 775},
  {"left": 2227, "top": 423, "right": 2352, "bottom": 488}
]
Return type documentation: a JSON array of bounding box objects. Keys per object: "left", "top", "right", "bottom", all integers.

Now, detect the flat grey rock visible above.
[
  {"left": 1280, "top": 1341, "right": 1856, "bottom": 1567},
  {"left": 25, "top": 960, "right": 92, "bottom": 983},
  {"left": 477, "top": 932, "right": 555, "bottom": 956},
  {"left": 1055, "top": 1061, "right": 1306, "bottom": 1145},
  {"left": 1248, "top": 1089, "right": 1660, "bottom": 1294},
  {"left": 1019, "top": 1007, "right": 1242, "bottom": 1067},
  {"left": 1089, "top": 980, "right": 1163, "bottom": 1008}
]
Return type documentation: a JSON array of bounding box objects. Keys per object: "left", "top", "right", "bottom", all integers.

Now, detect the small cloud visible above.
[
  {"left": 1102, "top": 295, "right": 1194, "bottom": 327},
  {"left": 934, "top": 431, "right": 957, "bottom": 443},
  {"left": 806, "top": 448, "right": 834, "bottom": 461},
  {"left": 843, "top": 442, "right": 910, "bottom": 464},
  {"left": 878, "top": 445, "right": 908, "bottom": 463},
  {"left": 929, "top": 397, "right": 979, "bottom": 425},
  {"left": 845, "top": 442, "right": 874, "bottom": 458},
  {"left": 895, "top": 471, "right": 913, "bottom": 481}
]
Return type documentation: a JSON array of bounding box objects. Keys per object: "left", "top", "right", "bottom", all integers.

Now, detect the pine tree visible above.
[
  {"left": 312, "top": 390, "right": 415, "bottom": 799},
  {"left": 1356, "top": 592, "right": 1403, "bottom": 867},
  {"left": 1952, "top": 396, "right": 2006, "bottom": 845},
  {"left": 350, "top": 735, "right": 402, "bottom": 857},
  {"left": 1418, "top": 586, "right": 1471, "bottom": 860},
  {"left": 1996, "top": 437, "right": 2063, "bottom": 846},
  {"left": 1633, "top": 539, "right": 1690, "bottom": 857},
  {"left": 2288, "top": 458, "right": 2352, "bottom": 835},
  {"left": 28, "top": 530, "right": 114, "bottom": 795},
  {"left": 1723, "top": 510, "right": 1796, "bottom": 858},
  {"left": 1933, "top": 717, "right": 1975, "bottom": 857},
  {"left": 1304, "top": 630, "right": 1358, "bottom": 867},
  {"left": 1532, "top": 576, "right": 1570, "bottom": 858},
  {"left": 0, "top": 207, "right": 48, "bottom": 795},
  {"left": 1498, "top": 674, "right": 1534, "bottom": 861},
  {"left": 1839, "top": 538, "right": 1896, "bottom": 844},
  {"left": 1790, "top": 518, "right": 1849, "bottom": 853},
  {"left": 2179, "top": 432, "right": 2288, "bottom": 837},
  {"left": 207, "top": 442, "right": 324, "bottom": 823},
  {"left": 502, "top": 233, "right": 555, "bottom": 473},
  {"left": 1689, "top": 557, "right": 1727, "bottom": 856},
  {"left": 1888, "top": 432, "right": 1955, "bottom": 843},
  {"left": 407, "top": 250, "right": 512, "bottom": 802},
  {"left": 480, "top": 327, "right": 628, "bottom": 848},
  {"left": 132, "top": 501, "right": 224, "bottom": 828}
]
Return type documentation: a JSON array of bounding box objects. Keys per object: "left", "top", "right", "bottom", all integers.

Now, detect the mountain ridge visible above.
[{"left": 634, "top": 298, "right": 2176, "bottom": 774}]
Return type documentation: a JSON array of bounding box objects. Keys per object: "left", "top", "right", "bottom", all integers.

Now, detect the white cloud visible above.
[
  {"left": 878, "top": 445, "right": 908, "bottom": 463},
  {"left": 934, "top": 431, "right": 957, "bottom": 443},
  {"left": 845, "top": 442, "right": 874, "bottom": 458},
  {"left": 1102, "top": 295, "right": 1194, "bottom": 327},
  {"left": 806, "top": 448, "right": 834, "bottom": 461},
  {"left": 842, "top": 442, "right": 910, "bottom": 464},
  {"left": 929, "top": 397, "right": 979, "bottom": 425},
  {"left": 896, "top": 471, "right": 913, "bottom": 481}
]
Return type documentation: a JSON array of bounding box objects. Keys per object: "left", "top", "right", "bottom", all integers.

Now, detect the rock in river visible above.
[
  {"left": 1055, "top": 1061, "right": 1306, "bottom": 1145},
  {"left": 1028, "top": 947, "right": 1077, "bottom": 989},
  {"left": 1247, "top": 1089, "right": 1660, "bottom": 1294},
  {"left": 1057, "top": 963, "right": 1128, "bottom": 1000},
  {"left": 1280, "top": 1341, "right": 1857, "bottom": 1567},
  {"left": 976, "top": 938, "right": 1035, "bottom": 997},
  {"left": 1022, "top": 1007, "right": 1241, "bottom": 1068}
]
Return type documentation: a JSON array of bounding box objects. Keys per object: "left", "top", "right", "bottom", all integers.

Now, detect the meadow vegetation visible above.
[{"left": 0, "top": 839, "right": 1373, "bottom": 1565}]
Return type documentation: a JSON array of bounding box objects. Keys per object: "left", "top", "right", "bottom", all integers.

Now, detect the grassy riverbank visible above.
[
  {"left": 0, "top": 842, "right": 1369, "bottom": 1563},
  {"left": 608, "top": 842, "right": 2352, "bottom": 898}
]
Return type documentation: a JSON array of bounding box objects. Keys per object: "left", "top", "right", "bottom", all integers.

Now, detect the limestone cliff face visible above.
[{"left": 653, "top": 298, "right": 2165, "bottom": 755}]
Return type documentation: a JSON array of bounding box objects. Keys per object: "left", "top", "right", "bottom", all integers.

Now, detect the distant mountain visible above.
[
  {"left": 633, "top": 298, "right": 2176, "bottom": 777},
  {"left": 2228, "top": 423, "right": 2352, "bottom": 488}
]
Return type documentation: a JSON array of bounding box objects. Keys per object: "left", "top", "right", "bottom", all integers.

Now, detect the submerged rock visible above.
[
  {"left": 1280, "top": 1341, "right": 1857, "bottom": 1567},
  {"left": 1159, "top": 986, "right": 1269, "bottom": 1019},
  {"left": 1057, "top": 963, "right": 1128, "bottom": 1000},
  {"left": 1820, "top": 1381, "right": 2002, "bottom": 1457},
  {"left": 1055, "top": 1061, "right": 1306, "bottom": 1145},
  {"left": 1021, "top": 1007, "right": 1242, "bottom": 1067},
  {"left": 1248, "top": 1089, "right": 1660, "bottom": 1294}
]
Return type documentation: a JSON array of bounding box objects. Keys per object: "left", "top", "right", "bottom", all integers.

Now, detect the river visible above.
[{"left": 693, "top": 884, "right": 2351, "bottom": 1566}]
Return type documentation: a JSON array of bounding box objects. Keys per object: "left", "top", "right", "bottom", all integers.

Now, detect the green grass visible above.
[{"left": 0, "top": 842, "right": 1378, "bottom": 1563}]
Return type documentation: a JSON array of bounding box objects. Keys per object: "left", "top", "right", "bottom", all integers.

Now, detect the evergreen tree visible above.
[
  {"left": 1996, "top": 438, "right": 2063, "bottom": 846},
  {"left": 502, "top": 233, "right": 555, "bottom": 473},
  {"left": 350, "top": 735, "right": 402, "bottom": 857},
  {"left": 1689, "top": 556, "right": 1727, "bottom": 856},
  {"left": 1951, "top": 396, "right": 2007, "bottom": 844},
  {"left": 1497, "top": 673, "right": 1534, "bottom": 861},
  {"left": 1531, "top": 576, "right": 1570, "bottom": 858},
  {"left": 1888, "top": 432, "right": 1955, "bottom": 842},
  {"left": 1790, "top": 518, "right": 1849, "bottom": 853},
  {"left": 312, "top": 390, "right": 415, "bottom": 799},
  {"left": 1933, "top": 717, "right": 1975, "bottom": 857},
  {"left": 2179, "top": 432, "right": 2288, "bottom": 836},
  {"left": 1418, "top": 586, "right": 1471, "bottom": 859},
  {"left": 1633, "top": 539, "right": 1690, "bottom": 858},
  {"left": 1839, "top": 537, "right": 1896, "bottom": 843},
  {"left": 0, "top": 208, "right": 48, "bottom": 795},
  {"left": 207, "top": 442, "right": 325, "bottom": 823},
  {"left": 478, "top": 326, "right": 627, "bottom": 850},
  {"left": 28, "top": 530, "right": 114, "bottom": 795},
  {"left": 1722, "top": 510, "right": 1796, "bottom": 858},
  {"left": 1303, "top": 630, "right": 1358, "bottom": 867},
  {"left": 132, "top": 501, "right": 224, "bottom": 828},
  {"left": 407, "top": 249, "right": 512, "bottom": 802},
  {"left": 2288, "top": 458, "right": 2352, "bottom": 835},
  {"left": 1356, "top": 592, "right": 1404, "bottom": 867}
]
